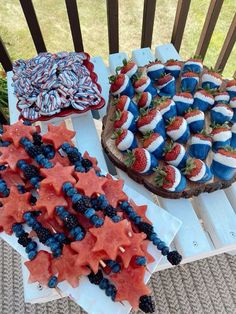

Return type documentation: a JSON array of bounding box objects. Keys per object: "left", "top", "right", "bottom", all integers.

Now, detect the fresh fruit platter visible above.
[
  {"left": 101, "top": 58, "right": 236, "bottom": 199},
  {"left": 12, "top": 52, "right": 105, "bottom": 122},
  {"left": 0, "top": 120, "right": 182, "bottom": 313}
]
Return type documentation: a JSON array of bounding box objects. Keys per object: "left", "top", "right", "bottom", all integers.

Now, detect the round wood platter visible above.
[{"left": 101, "top": 66, "right": 236, "bottom": 199}]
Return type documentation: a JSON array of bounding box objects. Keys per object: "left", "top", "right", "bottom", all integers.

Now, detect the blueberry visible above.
[
  {"left": 99, "top": 278, "right": 109, "bottom": 290},
  {"left": 56, "top": 206, "right": 65, "bottom": 216},
  {"left": 53, "top": 248, "right": 62, "bottom": 258},
  {"left": 50, "top": 242, "right": 61, "bottom": 251},
  {"left": 112, "top": 215, "right": 121, "bottom": 223},
  {"left": 105, "top": 285, "right": 114, "bottom": 296},
  {"left": 66, "top": 187, "right": 77, "bottom": 197},
  {"left": 26, "top": 241, "right": 37, "bottom": 253},
  {"left": 149, "top": 232, "right": 157, "bottom": 241},
  {"left": 62, "top": 182, "right": 73, "bottom": 193},
  {"left": 94, "top": 218, "right": 104, "bottom": 228},
  {"left": 71, "top": 193, "right": 82, "bottom": 204},
  {"left": 84, "top": 208, "right": 95, "bottom": 218},
  {"left": 17, "top": 160, "right": 26, "bottom": 169},
  {"left": 28, "top": 250, "right": 37, "bottom": 260},
  {"left": 133, "top": 216, "right": 142, "bottom": 225},
  {"left": 27, "top": 217, "right": 37, "bottom": 227},
  {"left": 161, "top": 246, "right": 170, "bottom": 256},
  {"left": 48, "top": 276, "right": 58, "bottom": 288},
  {"left": 153, "top": 237, "right": 161, "bottom": 246},
  {"left": 135, "top": 256, "right": 146, "bottom": 266},
  {"left": 12, "top": 223, "right": 23, "bottom": 233},
  {"left": 157, "top": 241, "right": 166, "bottom": 250},
  {"left": 120, "top": 201, "right": 129, "bottom": 210},
  {"left": 61, "top": 142, "right": 70, "bottom": 151},
  {"left": 75, "top": 232, "right": 85, "bottom": 241},
  {"left": 128, "top": 212, "right": 137, "bottom": 220},
  {"left": 111, "top": 264, "right": 121, "bottom": 273}
]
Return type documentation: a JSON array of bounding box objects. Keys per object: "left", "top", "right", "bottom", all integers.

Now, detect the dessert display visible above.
[
  {"left": 0, "top": 121, "right": 182, "bottom": 313},
  {"left": 101, "top": 59, "right": 236, "bottom": 198},
  {"left": 12, "top": 52, "right": 105, "bottom": 121}
]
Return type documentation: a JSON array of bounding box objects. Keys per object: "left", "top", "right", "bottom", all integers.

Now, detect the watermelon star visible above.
[
  {"left": 50, "top": 152, "right": 71, "bottom": 167},
  {"left": 0, "top": 144, "right": 31, "bottom": 170},
  {"left": 42, "top": 122, "right": 76, "bottom": 150},
  {"left": 35, "top": 185, "right": 68, "bottom": 218},
  {"left": 40, "top": 162, "right": 76, "bottom": 195},
  {"left": 74, "top": 168, "right": 108, "bottom": 197},
  {"left": 1, "top": 168, "right": 25, "bottom": 187},
  {"left": 90, "top": 217, "right": 131, "bottom": 260},
  {"left": 102, "top": 179, "right": 128, "bottom": 207},
  {"left": 141, "top": 240, "right": 155, "bottom": 264},
  {"left": 83, "top": 151, "right": 101, "bottom": 172},
  {"left": 25, "top": 251, "right": 53, "bottom": 285},
  {"left": 111, "top": 266, "right": 151, "bottom": 309},
  {"left": 71, "top": 232, "right": 109, "bottom": 273},
  {"left": 0, "top": 210, "right": 16, "bottom": 234},
  {"left": 52, "top": 246, "right": 90, "bottom": 288},
  {"left": 2, "top": 121, "right": 36, "bottom": 147},
  {"left": 129, "top": 200, "right": 152, "bottom": 225}
]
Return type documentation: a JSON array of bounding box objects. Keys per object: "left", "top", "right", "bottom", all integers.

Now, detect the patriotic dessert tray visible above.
[
  {"left": 12, "top": 52, "right": 105, "bottom": 122},
  {"left": 0, "top": 121, "right": 181, "bottom": 314},
  {"left": 101, "top": 58, "right": 236, "bottom": 199}
]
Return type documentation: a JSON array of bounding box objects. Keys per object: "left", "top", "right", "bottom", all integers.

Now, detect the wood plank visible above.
[
  {"left": 65, "top": 0, "right": 84, "bottom": 52},
  {"left": 141, "top": 0, "right": 157, "bottom": 48},
  {"left": 132, "top": 47, "right": 154, "bottom": 66},
  {"left": 215, "top": 13, "right": 236, "bottom": 72},
  {"left": 193, "top": 191, "right": 236, "bottom": 248},
  {"left": 19, "top": 0, "right": 46, "bottom": 53},
  {"left": 109, "top": 52, "right": 128, "bottom": 74},
  {"left": 171, "top": 0, "right": 191, "bottom": 52},
  {"left": 195, "top": 0, "right": 224, "bottom": 59},
  {"left": 106, "top": 0, "right": 119, "bottom": 54},
  {"left": 155, "top": 43, "right": 182, "bottom": 62},
  {"left": 159, "top": 197, "right": 212, "bottom": 258},
  {"left": 0, "top": 37, "right": 12, "bottom": 72}
]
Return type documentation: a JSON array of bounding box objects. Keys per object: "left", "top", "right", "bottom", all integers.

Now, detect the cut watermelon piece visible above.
[
  {"left": 0, "top": 144, "right": 31, "bottom": 170},
  {"left": 1, "top": 169, "right": 25, "bottom": 187},
  {"left": 51, "top": 152, "right": 71, "bottom": 167},
  {"left": 2, "top": 121, "right": 36, "bottom": 147},
  {"left": 83, "top": 151, "right": 101, "bottom": 172},
  {"left": 42, "top": 122, "right": 75, "bottom": 150},
  {"left": 129, "top": 200, "right": 152, "bottom": 225},
  {"left": 74, "top": 168, "right": 108, "bottom": 197},
  {"left": 141, "top": 240, "right": 155, "bottom": 264},
  {"left": 40, "top": 162, "right": 76, "bottom": 195},
  {"left": 0, "top": 210, "right": 16, "bottom": 234},
  {"left": 102, "top": 179, "right": 128, "bottom": 208}
]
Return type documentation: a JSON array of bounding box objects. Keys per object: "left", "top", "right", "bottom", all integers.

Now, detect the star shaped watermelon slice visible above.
[
  {"left": 71, "top": 232, "right": 109, "bottom": 273},
  {"left": 1, "top": 186, "right": 32, "bottom": 222},
  {"left": 0, "top": 144, "right": 31, "bottom": 170},
  {"left": 40, "top": 162, "right": 76, "bottom": 195},
  {"left": 51, "top": 152, "right": 71, "bottom": 167},
  {"left": 0, "top": 210, "right": 16, "bottom": 234},
  {"left": 90, "top": 217, "right": 131, "bottom": 260},
  {"left": 83, "top": 151, "right": 101, "bottom": 172},
  {"left": 1, "top": 168, "right": 25, "bottom": 187},
  {"left": 129, "top": 200, "right": 152, "bottom": 225},
  {"left": 102, "top": 179, "right": 128, "bottom": 208},
  {"left": 2, "top": 121, "right": 36, "bottom": 147},
  {"left": 52, "top": 246, "right": 90, "bottom": 288},
  {"left": 74, "top": 168, "right": 108, "bottom": 197},
  {"left": 25, "top": 251, "right": 53, "bottom": 285},
  {"left": 35, "top": 185, "right": 68, "bottom": 218},
  {"left": 42, "top": 122, "right": 76, "bottom": 150},
  {"left": 111, "top": 265, "right": 151, "bottom": 309},
  {"left": 141, "top": 240, "right": 155, "bottom": 264}
]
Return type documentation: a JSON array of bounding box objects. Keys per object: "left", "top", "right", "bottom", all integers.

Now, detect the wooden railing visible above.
[{"left": 0, "top": 0, "right": 235, "bottom": 74}]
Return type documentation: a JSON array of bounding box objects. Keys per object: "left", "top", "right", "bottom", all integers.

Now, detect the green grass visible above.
[{"left": 0, "top": 0, "right": 235, "bottom": 77}]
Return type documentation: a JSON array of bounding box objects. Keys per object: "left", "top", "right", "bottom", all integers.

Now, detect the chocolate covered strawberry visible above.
[
  {"left": 109, "top": 73, "right": 134, "bottom": 98},
  {"left": 201, "top": 69, "right": 222, "bottom": 90},
  {"left": 184, "top": 108, "right": 205, "bottom": 133},
  {"left": 154, "top": 164, "right": 186, "bottom": 192},
  {"left": 166, "top": 116, "right": 190, "bottom": 144},
  {"left": 119, "top": 59, "right": 138, "bottom": 78},
  {"left": 113, "top": 110, "right": 137, "bottom": 132},
  {"left": 136, "top": 92, "right": 152, "bottom": 109},
  {"left": 137, "top": 108, "right": 166, "bottom": 138},
  {"left": 193, "top": 89, "right": 214, "bottom": 111},
  {"left": 165, "top": 59, "right": 182, "bottom": 78},
  {"left": 183, "top": 57, "right": 203, "bottom": 74},
  {"left": 226, "top": 79, "right": 236, "bottom": 99},
  {"left": 153, "top": 97, "right": 177, "bottom": 122},
  {"left": 112, "top": 128, "right": 137, "bottom": 152},
  {"left": 180, "top": 71, "right": 199, "bottom": 94},
  {"left": 156, "top": 74, "right": 176, "bottom": 97},
  {"left": 189, "top": 131, "right": 212, "bottom": 160},
  {"left": 211, "top": 147, "right": 236, "bottom": 180},
  {"left": 231, "top": 123, "right": 236, "bottom": 148},
  {"left": 113, "top": 95, "right": 139, "bottom": 117},
  {"left": 211, "top": 123, "right": 232, "bottom": 152},
  {"left": 214, "top": 91, "right": 230, "bottom": 104},
  {"left": 143, "top": 131, "right": 164, "bottom": 159},
  {"left": 125, "top": 148, "right": 158, "bottom": 174},
  {"left": 183, "top": 158, "right": 212, "bottom": 183},
  {"left": 163, "top": 141, "right": 188, "bottom": 169},
  {"left": 133, "top": 76, "right": 157, "bottom": 97},
  {"left": 173, "top": 92, "right": 194, "bottom": 115},
  {"left": 146, "top": 60, "right": 165, "bottom": 80},
  {"left": 230, "top": 97, "right": 236, "bottom": 122},
  {"left": 210, "top": 103, "right": 233, "bottom": 124}
]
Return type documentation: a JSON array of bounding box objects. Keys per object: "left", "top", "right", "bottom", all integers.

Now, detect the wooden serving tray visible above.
[{"left": 101, "top": 67, "right": 236, "bottom": 199}]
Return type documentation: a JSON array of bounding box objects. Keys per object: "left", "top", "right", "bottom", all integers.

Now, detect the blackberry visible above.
[
  {"left": 33, "top": 132, "right": 42, "bottom": 146},
  {"left": 88, "top": 270, "right": 103, "bottom": 285},
  {"left": 18, "top": 233, "right": 31, "bottom": 247},
  {"left": 81, "top": 159, "right": 92, "bottom": 169},
  {"left": 139, "top": 295, "right": 155, "bottom": 313},
  {"left": 23, "top": 165, "right": 40, "bottom": 180},
  {"left": 26, "top": 145, "right": 43, "bottom": 158},
  {"left": 138, "top": 222, "right": 154, "bottom": 237},
  {"left": 73, "top": 196, "right": 91, "bottom": 213},
  {"left": 64, "top": 215, "right": 79, "bottom": 230},
  {"left": 104, "top": 205, "right": 117, "bottom": 217},
  {"left": 67, "top": 151, "right": 81, "bottom": 163},
  {"left": 36, "top": 228, "right": 51, "bottom": 244},
  {"left": 30, "top": 195, "right": 37, "bottom": 205},
  {"left": 167, "top": 250, "right": 182, "bottom": 265}
]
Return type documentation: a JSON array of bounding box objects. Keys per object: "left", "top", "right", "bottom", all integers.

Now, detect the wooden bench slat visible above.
[
  {"left": 65, "top": 0, "right": 84, "bottom": 52},
  {"left": 141, "top": 0, "right": 157, "bottom": 48},
  {"left": 171, "top": 0, "right": 191, "bottom": 52},
  {"left": 106, "top": 0, "right": 119, "bottom": 54},
  {"left": 195, "top": 0, "right": 224, "bottom": 59},
  {"left": 19, "top": 0, "right": 46, "bottom": 53},
  {"left": 0, "top": 37, "right": 12, "bottom": 72},
  {"left": 215, "top": 13, "right": 236, "bottom": 72}
]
